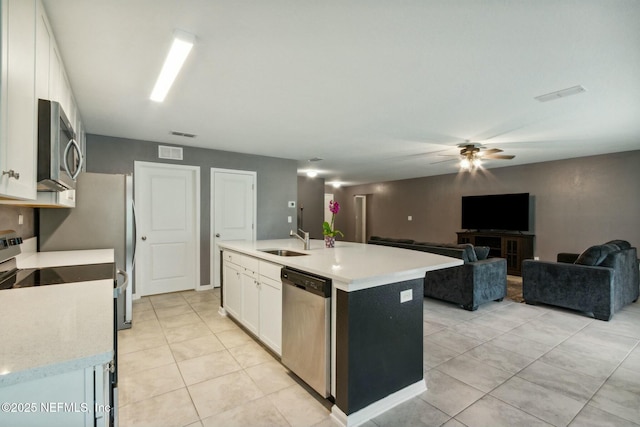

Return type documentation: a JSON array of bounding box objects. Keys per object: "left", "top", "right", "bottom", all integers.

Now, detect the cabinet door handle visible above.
[{"left": 2, "top": 170, "right": 20, "bottom": 180}]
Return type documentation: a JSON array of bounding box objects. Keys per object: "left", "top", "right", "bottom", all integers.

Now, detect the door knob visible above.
[
  {"left": 215, "top": 233, "right": 221, "bottom": 238},
  {"left": 141, "top": 236, "right": 147, "bottom": 241}
]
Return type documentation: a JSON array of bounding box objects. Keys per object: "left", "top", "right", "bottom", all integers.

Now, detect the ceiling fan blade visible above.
[
  {"left": 479, "top": 148, "right": 503, "bottom": 155},
  {"left": 481, "top": 154, "right": 515, "bottom": 160},
  {"left": 437, "top": 153, "right": 461, "bottom": 157},
  {"left": 430, "top": 158, "right": 458, "bottom": 164}
]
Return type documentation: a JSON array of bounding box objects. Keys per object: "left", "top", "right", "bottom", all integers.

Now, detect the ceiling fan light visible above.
[
  {"left": 460, "top": 158, "right": 471, "bottom": 170},
  {"left": 472, "top": 157, "right": 482, "bottom": 168}
]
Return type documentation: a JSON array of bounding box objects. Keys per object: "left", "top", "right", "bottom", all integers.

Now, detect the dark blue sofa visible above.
[
  {"left": 522, "top": 240, "right": 639, "bottom": 321},
  {"left": 367, "top": 237, "right": 507, "bottom": 310}
]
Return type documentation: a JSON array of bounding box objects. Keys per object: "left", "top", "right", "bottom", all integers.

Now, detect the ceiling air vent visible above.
[
  {"left": 158, "top": 145, "right": 183, "bottom": 160},
  {"left": 170, "top": 130, "right": 197, "bottom": 138}
]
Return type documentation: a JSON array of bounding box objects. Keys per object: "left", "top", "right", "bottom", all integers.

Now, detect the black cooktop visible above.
[{"left": 0, "top": 263, "right": 114, "bottom": 290}]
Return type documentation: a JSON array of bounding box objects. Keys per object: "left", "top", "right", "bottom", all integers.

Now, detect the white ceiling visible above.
[{"left": 42, "top": 0, "right": 640, "bottom": 185}]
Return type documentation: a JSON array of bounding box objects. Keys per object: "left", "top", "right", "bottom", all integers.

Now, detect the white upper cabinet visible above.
[
  {"left": 0, "top": 0, "right": 38, "bottom": 200},
  {"left": 0, "top": 0, "right": 85, "bottom": 205}
]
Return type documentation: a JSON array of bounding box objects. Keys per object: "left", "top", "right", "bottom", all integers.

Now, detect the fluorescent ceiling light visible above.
[
  {"left": 534, "top": 85, "right": 586, "bottom": 102},
  {"left": 150, "top": 30, "right": 195, "bottom": 102}
]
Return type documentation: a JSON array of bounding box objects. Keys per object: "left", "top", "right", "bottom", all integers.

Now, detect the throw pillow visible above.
[
  {"left": 605, "top": 239, "right": 631, "bottom": 250},
  {"left": 457, "top": 243, "right": 478, "bottom": 262},
  {"left": 575, "top": 244, "right": 617, "bottom": 266},
  {"left": 474, "top": 246, "right": 490, "bottom": 260}
]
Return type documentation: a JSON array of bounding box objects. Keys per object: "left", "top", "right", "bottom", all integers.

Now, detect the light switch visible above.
[
  {"left": 408, "top": 215, "right": 412, "bottom": 221},
  {"left": 400, "top": 289, "right": 413, "bottom": 303},
  {"left": 287, "top": 216, "right": 292, "bottom": 223}
]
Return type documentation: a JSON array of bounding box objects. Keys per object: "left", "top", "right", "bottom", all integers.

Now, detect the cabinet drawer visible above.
[
  {"left": 260, "top": 275, "right": 282, "bottom": 291},
  {"left": 239, "top": 254, "right": 260, "bottom": 272},
  {"left": 223, "top": 250, "right": 241, "bottom": 265},
  {"left": 259, "top": 260, "right": 282, "bottom": 282}
]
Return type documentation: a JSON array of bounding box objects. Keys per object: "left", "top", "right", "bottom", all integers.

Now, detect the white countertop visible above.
[
  {"left": 1, "top": 249, "right": 115, "bottom": 387},
  {"left": 218, "top": 239, "right": 463, "bottom": 290},
  {"left": 16, "top": 248, "right": 115, "bottom": 269}
]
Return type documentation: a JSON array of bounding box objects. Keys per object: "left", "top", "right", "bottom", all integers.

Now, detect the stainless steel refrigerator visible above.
[{"left": 38, "top": 172, "right": 135, "bottom": 330}]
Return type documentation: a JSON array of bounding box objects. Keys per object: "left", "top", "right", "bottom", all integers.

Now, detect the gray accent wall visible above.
[
  {"left": 333, "top": 150, "right": 640, "bottom": 262},
  {"left": 86, "top": 134, "right": 298, "bottom": 286},
  {"left": 297, "top": 176, "right": 325, "bottom": 239}
]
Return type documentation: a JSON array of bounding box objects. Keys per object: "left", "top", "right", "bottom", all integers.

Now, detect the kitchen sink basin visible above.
[{"left": 259, "top": 249, "right": 308, "bottom": 257}]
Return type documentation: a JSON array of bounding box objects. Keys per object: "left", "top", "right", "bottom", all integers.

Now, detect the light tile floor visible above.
[{"left": 118, "top": 287, "right": 640, "bottom": 427}]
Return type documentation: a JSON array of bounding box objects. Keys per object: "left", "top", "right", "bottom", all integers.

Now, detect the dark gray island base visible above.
[{"left": 335, "top": 278, "right": 424, "bottom": 416}]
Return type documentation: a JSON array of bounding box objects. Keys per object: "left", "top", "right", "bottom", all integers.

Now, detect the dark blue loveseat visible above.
[{"left": 368, "top": 237, "right": 507, "bottom": 310}]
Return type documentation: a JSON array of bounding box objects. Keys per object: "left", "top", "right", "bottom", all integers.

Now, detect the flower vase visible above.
[{"left": 324, "top": 235, "right": 335, "bottom": 248}]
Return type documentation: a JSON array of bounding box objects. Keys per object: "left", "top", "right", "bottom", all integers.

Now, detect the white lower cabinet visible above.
[
  {"left": 241, "top": 270, "right": 260, "bottom": 335},
  {"left": 0, "top": 363, "right": 111, "bottom": 427},
  {"left": 223, "top": 260, "right": 242, "bottom": 319},
  {"left": 222, "top": 250, "right": 282, "bottom": 355},
  {"left": 259, "top": 275, "right": 282, "bottom": 354}
]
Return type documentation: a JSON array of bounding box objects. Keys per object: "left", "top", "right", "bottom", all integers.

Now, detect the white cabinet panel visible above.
[
  {"left": 223, "top": 260, "right": 242, "bottom": 319},
  {"left": 259, "top": 276, "right": 282, "bottom": 355},
  {"left": 0, "top": 365, "right": 108, "bottom": 427},
  {"left": 0, "top": 0, "right": 37, "bottom": 200},
  {"left": 35, "top": 2, "right": 50, "bottom": 100},
  {"left": 241, "top": 272, "right": 260, "bottom": 335}
]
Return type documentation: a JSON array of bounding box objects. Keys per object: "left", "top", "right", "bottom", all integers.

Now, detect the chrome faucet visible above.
[{"left": 290, "top": 229, "right": 311, "bottom": 250}]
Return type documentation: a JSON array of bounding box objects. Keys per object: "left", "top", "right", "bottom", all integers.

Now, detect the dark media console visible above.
[{"left": 457, "top": 231, "right": 534, "bottom": 276}]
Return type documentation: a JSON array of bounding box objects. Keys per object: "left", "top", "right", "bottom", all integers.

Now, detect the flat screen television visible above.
[{"left": 461, "top": 193, "right": 530, "bottom": 231}]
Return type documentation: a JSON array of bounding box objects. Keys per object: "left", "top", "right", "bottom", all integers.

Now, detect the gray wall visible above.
[
  {"left": 0, "top": 205, "right": 36, "bottom": 239},
  {"left": 86, "top": 134, "right": 298, "bottom": 286},
  {"left": 334, "top": 150, "right": 640, "bottom": 262},
  {"left": 297, "top": 176, "right": 325, "bottom": 239}
]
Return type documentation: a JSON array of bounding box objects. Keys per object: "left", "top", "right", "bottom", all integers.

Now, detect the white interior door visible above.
[
  {"left": 212, "top": 168, "right": 256, "bottom": 287},
  {"left": 135, "top": 162, "right": 200, "bottom": 296}
]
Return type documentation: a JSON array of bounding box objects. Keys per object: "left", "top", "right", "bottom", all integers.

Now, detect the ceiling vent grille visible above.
[
  {"left": 170, "top": 130, "right": 197, "bottom": 138},
  {"left": 158, "top": 145, "right": 183, "bottom": 160}
]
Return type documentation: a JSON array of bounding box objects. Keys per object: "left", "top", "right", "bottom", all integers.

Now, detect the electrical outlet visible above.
[
  {"left": 534, "top": 256, "right": 540, "bottom": 260},
  {"left": 407, "top": 215, "right": 412, "bottom": 221},
  {"left": 400, "top": 289, "right": 413, "bottom": 303}
]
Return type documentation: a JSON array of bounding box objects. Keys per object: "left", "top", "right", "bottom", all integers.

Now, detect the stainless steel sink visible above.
[{"left": 259, "top": 249, "right": 308, "bottom": 257}]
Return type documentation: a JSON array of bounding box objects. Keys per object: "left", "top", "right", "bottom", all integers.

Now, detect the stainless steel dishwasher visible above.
[{"left": 281, "top": 267, "right": 331, "bottom": 398}]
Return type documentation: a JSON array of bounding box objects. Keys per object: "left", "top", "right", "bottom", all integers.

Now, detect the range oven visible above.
[{"left": 0, "top": 230, "right": 124, "bottom": 427}]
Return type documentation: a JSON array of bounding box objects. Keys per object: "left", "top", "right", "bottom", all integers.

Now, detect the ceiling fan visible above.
[{"left": 432, "top": 142, "right": 515, "bottom": 170}]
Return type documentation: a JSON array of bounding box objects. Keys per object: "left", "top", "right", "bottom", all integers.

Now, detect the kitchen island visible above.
[
  {"left": 0, "top": 248, "right": 116, "bottom": 427},
  {"left": 217, "top": 239, "right": 462, "bottom": 427}
]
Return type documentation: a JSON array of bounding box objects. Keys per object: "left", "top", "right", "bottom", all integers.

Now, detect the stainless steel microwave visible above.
[{"left": 37, "top": 99, "right": 83, "bottom": 191}]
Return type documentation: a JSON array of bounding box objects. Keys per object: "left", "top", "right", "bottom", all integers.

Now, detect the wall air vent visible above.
[
  {"left": 158, "top": 145, "right": 183, "bottom": 160},
  {"left": 535, "top": 85, "right": 586, "bottom": 102}
]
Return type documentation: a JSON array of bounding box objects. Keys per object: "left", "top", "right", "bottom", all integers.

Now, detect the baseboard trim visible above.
[{"left": 330, "top": 380, "right": 426, "bottom": 427}]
